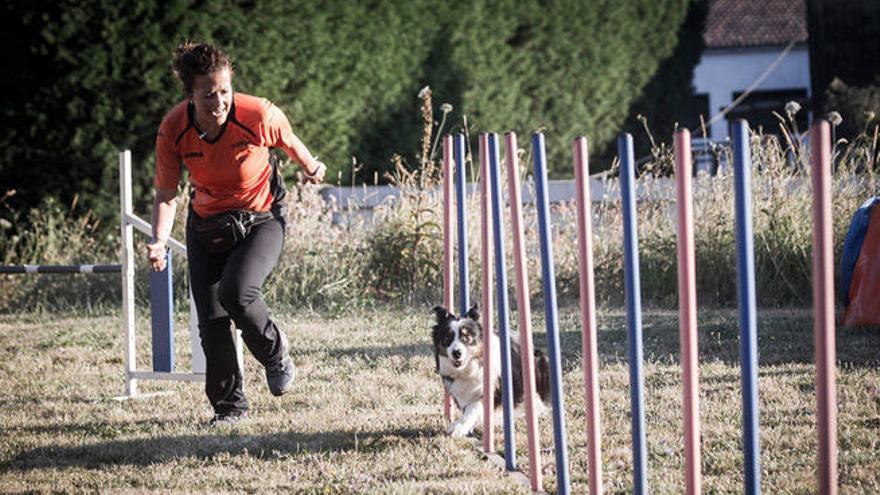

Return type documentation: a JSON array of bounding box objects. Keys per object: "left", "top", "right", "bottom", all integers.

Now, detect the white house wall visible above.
[{"left": 693, "top": 44, "right": 811, "bottom": 140}]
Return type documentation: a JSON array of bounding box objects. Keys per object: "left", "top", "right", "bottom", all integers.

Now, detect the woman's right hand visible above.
[
  {"left": 148, "top": 188, "right": 178, "bottom": 272},
  {"left": 146, "top": 239, "right": 168, "bottom": 271},
  {"left": 301, "top": 161, "right": 327, "bottom": 185}
]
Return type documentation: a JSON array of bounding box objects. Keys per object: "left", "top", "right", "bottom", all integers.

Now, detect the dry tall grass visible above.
[{"left": 1, "top": 103, "right": 877, "bottom": 315}]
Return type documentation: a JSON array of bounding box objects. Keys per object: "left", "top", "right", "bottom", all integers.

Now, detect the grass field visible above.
[{"left": 0, "top": 307, "right": 878, "bottom": 494}]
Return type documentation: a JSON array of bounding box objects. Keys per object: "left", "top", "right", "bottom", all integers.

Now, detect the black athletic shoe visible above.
[
  {"left": 266, "top": 331, "right": 295, "bottom": 396},
  {"left": 208, "top": 410, "right": 249, "bottom": 427}
]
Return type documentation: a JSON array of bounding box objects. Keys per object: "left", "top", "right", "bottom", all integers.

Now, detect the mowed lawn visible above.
[{"left": 0, "top": 307, "right": 878, "bottom": 494}]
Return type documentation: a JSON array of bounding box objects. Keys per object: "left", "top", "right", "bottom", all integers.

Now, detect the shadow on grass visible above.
[
  {"left": 0, "top": 426, "right": 440, "bottom": 472},
  {"left": 307, "top": 309, "right": 877, "bottom": 372},
  {"left": 541, "top": 310, "right": 880, "bottom": 370}
]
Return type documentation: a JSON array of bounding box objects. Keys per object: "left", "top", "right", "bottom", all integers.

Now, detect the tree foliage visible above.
[
  {"left": 823, "top": 77, "right": 880, "bottom": 140},
  {"left": 615, "top": 0, "right": 707, "bottom": 162},
  {"left": 1, "top": 0, "right": 689, "bottom": 224}
]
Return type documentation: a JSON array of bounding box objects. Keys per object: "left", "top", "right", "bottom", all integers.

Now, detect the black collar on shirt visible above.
[
  {"left": 187, "top": 98, "right": 232, "bottom": 144},
  {"left": 178, "top": 94, "right": 258, "bottom": 145}
]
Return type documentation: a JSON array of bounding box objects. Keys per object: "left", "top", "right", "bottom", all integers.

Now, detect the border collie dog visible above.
[{"left": 432, "top": 304, "right": 551, "bottom": 437}]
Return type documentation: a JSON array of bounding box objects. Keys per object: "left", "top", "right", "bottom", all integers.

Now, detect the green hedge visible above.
[{"left": 1, "top": 0, "right": 689, "bottom": 225}]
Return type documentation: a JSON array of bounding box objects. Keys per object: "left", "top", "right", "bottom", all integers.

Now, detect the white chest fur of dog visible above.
[
  {"left": 437, "top": 327, "right": 500, "bottom": 437},
  {"left": 432, "top": 304, "right": 551, "bottom": 438}
]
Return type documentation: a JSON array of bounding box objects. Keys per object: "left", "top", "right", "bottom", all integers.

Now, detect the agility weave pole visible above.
[
  {"left": 732, "top": 119, "right": 762, "bottom": 494},
  {"left": 478, "top": 133, "right": 496, "bottom": 453},
  {"left": 532, "top": 132, "right": 572, "bottom": 495},
  {"left": 573, "top": 136, "right": 603, "bottom": 495},
  {"left": 505, "top": 132, "right": 544, "bottom": 492},
  {"left": 488, "top": 132, "right": 518, "bottom": 471},
  {"left": 811, "top": 120, "right": 838, "bottom": 495},
  {"left": 442, "top": 135, "right": 455, "bottom": 421},
  {"left": 619, "top": 133, "right": 649, "bottom": 494},
  {"left": 454, "top": 135, "right": 470, "bottom": 314},
  {"left": 674, "top": 129, "right": 702, "bottom": 495},
  {"left": 439, "top": 122, "right": 839, "bottom": 494}
]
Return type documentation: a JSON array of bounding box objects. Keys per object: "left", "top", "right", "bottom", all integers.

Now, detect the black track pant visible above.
[{"left": 187, "top": 213, "right": 287, "bottom": 415}]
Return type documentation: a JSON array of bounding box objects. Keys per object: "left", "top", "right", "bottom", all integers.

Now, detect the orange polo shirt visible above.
[{"left": 155, "top": 93, "right": 300, "bottom": 218}]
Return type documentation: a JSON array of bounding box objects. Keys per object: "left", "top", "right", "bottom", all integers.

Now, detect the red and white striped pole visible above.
[
  {"left": 505, "top": 132, "right": 543, "bottom": 491},
  {"left": 674, "top": 129, "right": 702, "bottom": 495},
  {"left": 573, "top": 136, "right": 604, "bottom": 494},
  {"left": 810, "top": 120, "right": 838, "bottom": 495}
]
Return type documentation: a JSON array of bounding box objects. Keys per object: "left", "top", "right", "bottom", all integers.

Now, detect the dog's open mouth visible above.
[{"left": 452, "top": 359, "right": 463, "bottom": 368}]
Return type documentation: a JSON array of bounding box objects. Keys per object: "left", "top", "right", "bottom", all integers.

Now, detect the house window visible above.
[{"left": 726, "top": 88, "right": 809, "bottom": 138}]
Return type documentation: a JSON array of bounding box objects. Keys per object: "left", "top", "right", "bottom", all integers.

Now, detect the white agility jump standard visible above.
[
  {"left": 118, "top": 150, "right": 242, "bottom": 398},
  {"left": 1, "top": 151, "right": 238, "bottom": 398}
]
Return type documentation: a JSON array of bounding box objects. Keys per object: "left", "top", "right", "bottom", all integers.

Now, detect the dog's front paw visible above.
[{"left": 447, "top": 420, "right": 472, "bottom": 438}]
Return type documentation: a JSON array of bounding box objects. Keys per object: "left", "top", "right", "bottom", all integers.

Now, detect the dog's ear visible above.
[
  {"left": 432, "top": 305, "right": 452, "bottom": 324},
  {"left": 465, "top": 303, "right": 479, "bottom": 322}
]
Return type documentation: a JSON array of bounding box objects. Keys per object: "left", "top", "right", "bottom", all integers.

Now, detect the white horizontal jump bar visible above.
[
  {"left": 128, "top": 371, "right": 205, "bottom": 382},
  {"left": 123, "top": 212, "right": 187, "bottom": 255}
]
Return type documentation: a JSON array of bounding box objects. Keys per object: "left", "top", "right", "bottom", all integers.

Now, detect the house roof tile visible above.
[{"left": 704, "top": 0, "right": 808, "bottom": 48}]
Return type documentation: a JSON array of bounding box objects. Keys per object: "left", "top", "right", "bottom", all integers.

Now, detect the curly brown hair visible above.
[{"left": 171, "top": 42, "right": 234, "bottom": 96}]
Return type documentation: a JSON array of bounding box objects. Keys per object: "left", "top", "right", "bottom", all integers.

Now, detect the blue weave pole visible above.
[
  {"left": 488, "top": 133, "right": 516, "bottom": 471},
  {"left": 619, "top": 133, "right": 647, "bottom": 495},
  {"left": 149, "top": 245, "right": 174, "bottom": 372},
  {"left": 732, "top": 119, "right": 762, "bottom": 495},
  {"left": 532, "top": 133, "right": 571, "bottom": 495},
  {"left": 455, "top": 134, "right": 470, "bottom": 312}
]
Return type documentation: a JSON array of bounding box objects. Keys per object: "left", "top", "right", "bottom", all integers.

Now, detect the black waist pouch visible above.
[{"left": 191, "top": 210, "right": 273, "bottom": 254}]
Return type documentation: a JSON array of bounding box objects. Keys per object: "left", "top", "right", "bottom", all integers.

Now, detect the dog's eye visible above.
[
  {"left": 461, "top": 334, "right": 472, "bottom": 343},
  {"left": 444, "top": 333, "right": 454, "bottom": 345}
]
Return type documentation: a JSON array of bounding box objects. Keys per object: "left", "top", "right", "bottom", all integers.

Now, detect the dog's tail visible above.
[{"left": 534, "top": 349, "right": 552, "bottom": 405}]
